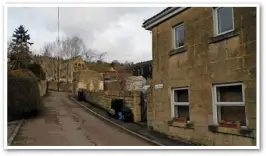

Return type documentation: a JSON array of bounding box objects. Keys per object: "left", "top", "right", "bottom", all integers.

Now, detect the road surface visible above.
[{"left": 12, "top": 91, "right": 154, "bottom": 146}]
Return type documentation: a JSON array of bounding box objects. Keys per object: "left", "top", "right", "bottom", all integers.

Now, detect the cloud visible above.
[{"left": 7, "top": 7, "right": 164, "bottom": 63}]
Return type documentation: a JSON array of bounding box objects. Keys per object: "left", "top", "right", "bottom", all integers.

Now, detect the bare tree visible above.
[
  {"left": 42, "top": 35, "right": 108, "bottom": 82},
  {"left": 39, "top": 42, "right": 58, "bottom": 80},
  {"left": 115, "top": 71, "right": 126, "bottom": 91},
  {"left": 60, "top": 36, "right": 86, "bottom": 59},
  {"left": 83, "top": 48, "right": 97, "bottom": 62},
  {"left": 82, "top": 49, "right": 107, "bottom": 63},
  {"left": 62, "top": 36, "right": 86, "bottom": 82},
  {"left": 123, "top": 60, "right": 134, "bottom": 73},
  {"left": 41, "top": 36, "right": 86, "bottom": 82},
  {"left": 7, "top": 41, "right": 12, "bottom": 54},
  {"left": 43, "top": 43, "right": 52, "bottom": 57},
  {"left": 97, "top": 52, "right": 107, "bottom": 62}
]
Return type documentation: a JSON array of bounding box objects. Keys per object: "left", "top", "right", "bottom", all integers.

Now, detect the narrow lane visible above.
[{"left": 12, "top": 91, "right": 154, "bottom": 146}]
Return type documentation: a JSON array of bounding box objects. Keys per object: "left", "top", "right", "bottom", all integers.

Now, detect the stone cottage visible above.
[{"left": 143, "top": 7, "right": 256, "bottom": 146}]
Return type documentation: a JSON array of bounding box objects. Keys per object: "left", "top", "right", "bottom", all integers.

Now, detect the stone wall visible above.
[
  {"left": 39, "top": 80, "right": 47, "bottom": 96},
  {"left": 148, "top": 7, "right": 256, "bottom": 146},
  {"left": 59, "top": 82, "right": 72, "bottom": 92},
  {"left": 48, "top": 81, "right": 72, "bottom": 92},
  {"left": 48, "top": 81, "right": 58, "bottom": 91},
  {"left": 72, "top": 69, "right": 104, "bottom": 94},
  {"left": 85, "top": 90, "right": 142, "bottom": 122},
  {"left": 105, "top": 80, "right": 121, "bottom": 91}
]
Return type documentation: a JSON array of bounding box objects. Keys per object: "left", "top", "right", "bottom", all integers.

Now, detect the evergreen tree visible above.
[{"left": 9, "top": 25, "right": 34, "bottom": 69}]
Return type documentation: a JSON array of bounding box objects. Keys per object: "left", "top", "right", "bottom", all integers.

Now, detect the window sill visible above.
[
  {"left": 208, "top": 125, "right": 254, "bottom": 138},
  {"left": 208, "top": 29, "right": 240, "bottom": 44},
  {"left": 168, "top": 120, "right": 195, "bottom": 130},
  {"left": 169, "top": 46, "right": 187, "bottom": 56}
]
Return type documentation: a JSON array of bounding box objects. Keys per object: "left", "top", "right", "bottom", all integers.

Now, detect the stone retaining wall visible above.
[{"left": 84, "top": 90, "right": 142, "bottom": 122}]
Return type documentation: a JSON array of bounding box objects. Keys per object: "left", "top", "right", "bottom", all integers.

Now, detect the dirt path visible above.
[{"left": 12, "top": 91, "right": 153, "bottom": 146}]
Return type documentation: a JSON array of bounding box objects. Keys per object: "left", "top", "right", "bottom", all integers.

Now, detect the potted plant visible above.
[
  {"left": 218, "top": 120, "right": 240, "bottom": 129},
  {"left": 186, "top": 121, "right": 194, "bottom": 128},
  {"left": 174, "top": 117, "right": 187, "bottom": 123}
]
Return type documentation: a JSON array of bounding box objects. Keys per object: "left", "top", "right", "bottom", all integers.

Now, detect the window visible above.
[
  {"left": 214, "top": 7, "right": 234, "bottom": 35},
  {"left": 171, "top": 88, "right": 190, "bottom": 121},
  {"left": 141, "top": 68, "right": 144, "bottom": 75},
  {"left": 212, "top": 83, "right": 247, "bottom": 127},
  {"left": 149, "top": 66, "right": 152, "bottom": 72},
  {"left": 173, "top": 23, "right": 184, "bottom": 49}
]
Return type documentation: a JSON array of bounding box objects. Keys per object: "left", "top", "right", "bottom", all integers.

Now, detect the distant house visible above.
[
  {"left": 131, "top": 60, "right": 152, "bottom": 79},
  {"left": 103, "top": 66, "right": 133, "bottom": 91},
  {"left": 103, "top": 67, "right": 118, "bottom": 81}
]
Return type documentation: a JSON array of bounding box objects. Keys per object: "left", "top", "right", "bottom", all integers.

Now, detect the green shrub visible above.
[
  {"left": 8, "top": 69, "right": 39, "bottom": 82},
  {"left": 26, "top": 63, "right": 46, "bottom": 80},
  {"left": 8, "top": 75, "right": 42, "bottom": 121}
]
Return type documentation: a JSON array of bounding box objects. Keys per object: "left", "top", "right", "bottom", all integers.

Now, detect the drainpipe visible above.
[{"left": 153, "top": 27, "right": 159, "bottom": 125}]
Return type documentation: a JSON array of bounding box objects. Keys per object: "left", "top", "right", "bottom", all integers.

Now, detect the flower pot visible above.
[
  {"left": 219, "top": 123, "right": 238, "bottom": 129},
  {"left": 174, "top": 118, "right": 187, "bottom": 123}
]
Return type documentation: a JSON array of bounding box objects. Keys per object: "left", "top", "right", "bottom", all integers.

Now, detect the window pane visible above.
[
  {"left": 217, "top": 7, "right": 234, "bottom": 34},
  {"left": 216, "top": 85, "right": 243, "bottom": 102},
  {"left": 175, "top": 25, "right": 184, "bottom": 48},
  {"left": 174, "top": 89, "right": 189, "bottom": 102},
  {"left": 218, "top": 106, "right": 246, "bottom": 126},
  {"left": 174, "top": 105, "right": 190, "bottom": 120}
]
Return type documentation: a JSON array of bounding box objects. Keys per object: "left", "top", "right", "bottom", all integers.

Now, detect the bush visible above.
[
  {"left": 26, "top": 63, "right": 46, "bottom": 80},
  {"left": 8, "top": 75, "right": 43, "bottom": 121},
  {"left": 8, "top": 69, "right": 39, "bottom": 82}
]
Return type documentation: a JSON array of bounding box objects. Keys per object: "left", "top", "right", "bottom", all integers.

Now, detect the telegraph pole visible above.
[
  {"left": 57, "top": 7, "right": 60, "bottom": 89},
  {"left": 58, "top": 7, "right": 60, "bottom": 46}
]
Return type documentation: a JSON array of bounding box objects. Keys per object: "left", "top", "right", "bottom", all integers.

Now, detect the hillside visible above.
[{"left": 84, "top": 61, "right": 112, "bottom": 73}]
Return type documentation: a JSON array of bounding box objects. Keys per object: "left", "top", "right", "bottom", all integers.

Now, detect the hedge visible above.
[
  {"left": 8, "top": 75, "right": 43, "bottom": 121},
  {"left": 26, "top": 63, "right": 46, "bottom": 80},
  {"left": 8, "top": 69, "right": 39, "bottom": 82}
]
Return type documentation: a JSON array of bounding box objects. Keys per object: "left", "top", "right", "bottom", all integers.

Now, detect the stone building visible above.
[
  {"left": 143, "top": 7, "right": 256, "bottom": 146},
  {"left": 60, "top": 56, "right": 87, "bottom": 82},
  {"left": 131, "top": 60, "right": 152, "bottom": 79},
  {"left": 72, "top": 69, "right": 104, "bottom": 94}
]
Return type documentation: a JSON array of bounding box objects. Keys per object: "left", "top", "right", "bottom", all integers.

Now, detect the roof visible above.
[
  {"left": 109, "top": 67, "right": 115, "bottom": 71},
  {"left": 142, "top": 7, "right": 188, "bottom": 30},
  {"left": 142, "top": 7, "right": 173, "bottom": 25},
  {"left": 131, "top": 60, "right": 152, "bottom": 68}
]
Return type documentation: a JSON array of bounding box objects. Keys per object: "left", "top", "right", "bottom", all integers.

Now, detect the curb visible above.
[
  {"left": 8, "top": 119, "right": 24, "bottom": 146},
  {"left": 70, "top": 97, "right": 163, "bottom": 146}
]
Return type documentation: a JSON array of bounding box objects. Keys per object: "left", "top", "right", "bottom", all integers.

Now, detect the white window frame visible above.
[
  {"left": 171, "top": 87, "right": 190, "bottom": 119},
  {"left": 213, "top": 7, "right": 235, "bottom": 36},
  {"left": 212, "top": 82, "right": 248, "bottom": 127},
  {"left": 172, "top": 23, "right": 184, "bottom": 49}
]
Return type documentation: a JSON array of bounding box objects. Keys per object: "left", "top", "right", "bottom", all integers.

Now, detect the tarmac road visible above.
[{"left": 12, "top": 91, "right": 154, "bottom": 146}]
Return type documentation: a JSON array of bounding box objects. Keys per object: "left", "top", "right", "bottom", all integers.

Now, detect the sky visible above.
[{"left": 7, "top": 7, "right": 164, "bottom": 63}]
